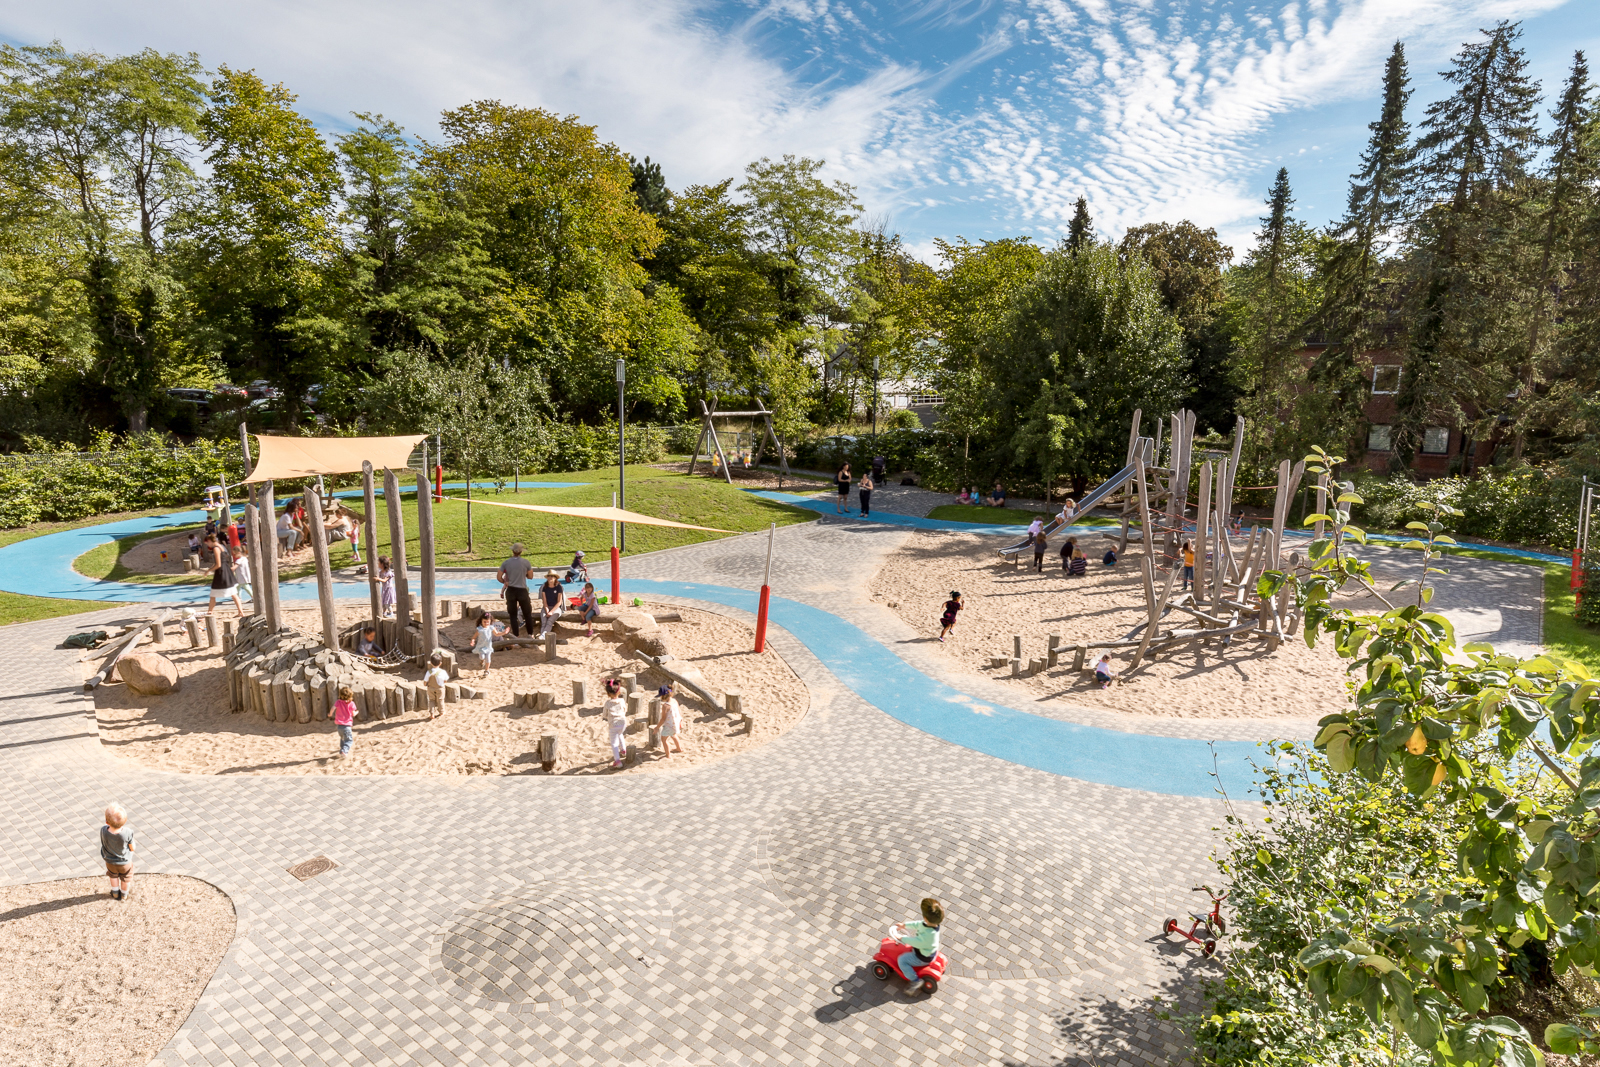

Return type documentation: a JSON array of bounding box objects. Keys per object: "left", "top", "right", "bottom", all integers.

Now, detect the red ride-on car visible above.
[{"left": 869, "top": 931, "right": 948, "bottom": 994}]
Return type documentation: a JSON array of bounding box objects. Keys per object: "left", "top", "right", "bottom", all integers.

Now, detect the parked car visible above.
[
  {"left": 166, "top": 387, "right": 212, "bottom": 406},
  {"left": 245, "top": 379, "right": 282, "bottom": 400},
  {"left": 210, "top": 382, "right": 248, "bottom": 399}
]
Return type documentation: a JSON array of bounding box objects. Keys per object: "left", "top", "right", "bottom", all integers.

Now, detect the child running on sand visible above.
[
  {"left": 938, "top": 591, "right": 963, "bottom": 643},
  {"left": 472, "top": 612, "right": 495, "bottom": 676},
  {"left": 656, "top": 684, "right": 683, "bottom": 757},
  {"left": 603, "top": 679, "right": 628, "bottom": 767},
  {"left": 332, "top": 685, "right": 357, "bottom": 758},
  {"left": 100, "top": 803, "right": 134, "bottom": 901}
]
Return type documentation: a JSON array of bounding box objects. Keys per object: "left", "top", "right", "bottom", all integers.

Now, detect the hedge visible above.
[{"left": 1349, "top": 468, "right": 1580, "bottom": 550}]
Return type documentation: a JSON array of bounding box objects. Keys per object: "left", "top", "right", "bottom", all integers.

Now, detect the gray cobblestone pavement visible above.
[{"left": 0, "top": 510, "right": 1543, "bottom": 1066}]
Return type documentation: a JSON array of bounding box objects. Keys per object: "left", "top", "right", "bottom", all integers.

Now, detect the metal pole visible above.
[
  {"left": 755, "top": 522, "right": 775, "bottom": 653},
  {"left": 611, "top": 491, "right": 622, "bottom": 606},
  {"left": 617, "top": 359, "right": 627, "bottom": 553}
]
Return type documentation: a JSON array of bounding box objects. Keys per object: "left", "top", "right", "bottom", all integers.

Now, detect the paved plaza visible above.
[{"left": 0, "top": 506, "right": 1547, "bottom": 1066}]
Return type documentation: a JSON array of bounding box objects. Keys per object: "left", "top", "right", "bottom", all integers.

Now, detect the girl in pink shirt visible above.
[{"left": 333, "top": 685, "right": 357, "bottom": 758}]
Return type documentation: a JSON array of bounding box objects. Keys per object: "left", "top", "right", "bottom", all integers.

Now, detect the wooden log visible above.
[
  {"left": 223, "top": 618, "right": 234, "bottom": 638},
  {"left": 439, "top": 649, "right": 456, "bottom": 680},
  {"left": 633, "top": 651, "right": 721, "bottom": 711},
  {"left": 545, "top": 635, "right": 557, "bottom": 661},
  {"left": 310, "top": 683, "right": 328, "bottom": 722},
  {"left": 571, "top": 679, "right": 588, "bottom": 705},
  {"left": 242, "top": 500, "right": 264, "bottom": 621},
  {"left": 383, "top": 468, "right": 412, "bottom": 624},
  {"left": 388, "top": 686, "right": 403, "bottom": 719},
  {"left": 1073, "top": 645, "right": 1086, "bottom": 670},
  {"left": 1048, "top": 634, "right": 1060, "bottom": 651},
  {"left": 439, "top": 598, "right": 451, "bottom": 619},
  {"left": 414, "top": 470, "right": 438, "bottom": 658},
  {"left": 84, "top": 609, "right": 175, "bottom": 690},
  {"left": 1130, "top": 555, "right": 1180, "bottom": 672},
  {"left": 365, "top": 684, "right": 385, "bottom": 720},
  {"left": 1194, "top": 459, "right": 1212, "bottom": 604},
  {"left": 539, "top": 733, "right": 559, "bottom": 772},
  {"left": 444, "top": 683, "right": 459, "bottom": 703},
  {"left": 204, "top": 614, "right": 219, "bottom": 648},
  {"left": 622, "top": 672, "right": 638, "bottom": 694},
  {"left": 258, "top": 482, "right": 282, "bottom": 633},
  {"left": 325, "top": 678, "right": 340, "bottom": 720},
  {"left": 725, "top": 690, "right": 743, "bottom": 717},
  {"left": 185, "top": 617, "right": 201, "bottom": 647},
  {"left": 1010, "top": 658, "right": 1021, "bottom": 677},
  {"left": 1012, "top": 634, "right": 1022, "bottom": 659},
  {"left": 628, "top": 692, "right": 647, "bottom": 721},
  {"left": 648, "top": 698, "right": 661, "bottom": 727},
  {"left": 150, "top": 618, "right": 165, "bottom": 644},
  {"left": 303, "top": 488, "right": 339, "bottom": 651},
  {"left": 1047, "top": 647, "right": 1060, "bottom": 668},
  {"left": 743, "top": 711, "right": 755, "bottom": 736},
  {"left": 291, "top": 682, "right": 310, "bottom": 724}
]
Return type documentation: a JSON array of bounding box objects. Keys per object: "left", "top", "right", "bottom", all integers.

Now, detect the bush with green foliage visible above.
[
  {"left": 0, "top": 433, "right": 246, "bottom": 527},
  {"left": 1349, "top": 468, "right": 1578, "bottom": 549}
]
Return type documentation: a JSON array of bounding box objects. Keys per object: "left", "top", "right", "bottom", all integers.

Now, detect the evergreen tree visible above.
[
  {"left": 1508, "top": 50, "right": 1595, "bottom": 459},
  {"left": 1397, "top": 20, "right": 1541, "bottom": 468},
  {"left": 1310, "top": 42, "right": 1412, "bottom": 458},
  {"left": 627, "top": 154, "right": 670, "bottom": 218},
  {"left": 1066, "top": 196, "right": 1094, "bottom": 252}
]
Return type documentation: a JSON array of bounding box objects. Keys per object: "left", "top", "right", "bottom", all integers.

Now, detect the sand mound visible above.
[
  {"left": 0, "top": 875, "right": 235, "bottom": 1067},
  {"left": 871, "top": 530, "right": 1371, "bottom": 720},
  {"left": 91, "top": 601, "right": 807, "bottom": 775}
]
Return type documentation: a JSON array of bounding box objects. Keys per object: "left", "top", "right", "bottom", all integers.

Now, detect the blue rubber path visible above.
[
  {"left": 0, "top": 508, "right": 1266, "bottom": 799},
  {"left": 754, "top": 491, "right": 1571, "bottom": 564}
]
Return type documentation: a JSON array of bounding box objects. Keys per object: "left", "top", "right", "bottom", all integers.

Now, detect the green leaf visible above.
[
  {"left": 1326, "top": 732, "right": 1355, "bottom": 773},
  {"left": 1546, "top": 1023, "right": 1583, "bottom": 1056},
  {"left": 1256, "top": 849, "right": 1273, "bottom": 866},
  {"left": 1362, "top": 954, "right": 1399, "bottom": 973},
  {"left": 1406, "top": 521, "right": 1430, "bottom": 531}
]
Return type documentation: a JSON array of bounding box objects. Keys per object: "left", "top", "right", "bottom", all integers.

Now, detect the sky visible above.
[{"left": 4, "top": 0, "right": 1597, "bottom": 262}]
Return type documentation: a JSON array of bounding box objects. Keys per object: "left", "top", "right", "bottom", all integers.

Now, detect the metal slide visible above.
[{"left": 997, "top": 462, "right": 1140, "bottom": 559}]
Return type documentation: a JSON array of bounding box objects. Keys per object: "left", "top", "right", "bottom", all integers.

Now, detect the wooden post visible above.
[
  {"left": 383, "top": 468, "right": 412, "bottom": 624},
  {"left": 622, "top": 672, "right": 637, "bottom": 694},
  {"left": 1130, "top": 555, "right": 1180, "bottom": 672},
  {"left": 1125, "top": 408, "right": 1142, "bottom": 466},
  {"left": 151, "top": 617, "right": 166, "bottom": 644},
  {"left": 1012, "top": 634, "right": 1022, "bottom": 659},
  {"left": 1194, "top": 459, "right": 1212, "bottom": 606},
  {"left": 545, "top": 635, "right": 557, "bottom": 661},
  {"left": 303, "top": 488, "right": 339, "bottom": 651},
  {"left": 415, "top": 471, "right": 438, "bottom": 657},
  {"left": 1135, "top": 458, "right": 1157, "bottom": 568},
  {"left": 540, "top": 733, "right": 558, "bottom": 772},
  {"left": 571, "top": 679, "right": 587, "bottom": 705},
  {"left": 725, "top": 690, "right": 743, "bottom": 718},
  {"left": 243, "top": 502, "right": 264, "bottom": 618},
  {"left": 362, "top": 462, "right": 381, "bottom": 625},
  {"left": 258, "top": 483, "right": 282, "bottom": 632},
  {"left": 203, "top": 614, "right": 219, "bottom": 648},
  {"left": 185, "top": 617, "right": 201, "bottom": 647}
]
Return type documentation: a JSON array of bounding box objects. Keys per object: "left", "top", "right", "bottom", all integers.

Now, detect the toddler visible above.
[
  {"left": 578, "top": 582, "right": 600, "bottom": 637},
  {"left": 892, "top": 897, "right": 944, "bottom": 994},
  {"left": 423, "top": 653, "right": 448, "bottom": 720},
  {"left": 472, "top": 612, "right": 495, "bottom": 676},
  {"left": 100, "top": 803, "right": 135, "bottom": 901},
  {"left": 656, "top": 684, "right": 683, "bottom": 757},
  {"left": 603, "top": 678, "right": 628, "bottom": 767},
  {"left": 378, "top": 556, "right": 396, "bottom": 617},
  {"left": 332, "top": 685, "right": 357, "bottom": 757},
  {"left": 1094, "top": 654, "right": 1115, "bottom": 688}
]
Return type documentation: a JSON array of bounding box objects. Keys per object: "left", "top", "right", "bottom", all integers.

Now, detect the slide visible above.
[{"left": 997, "top": 463, "right": 1139, "bottom": 559}]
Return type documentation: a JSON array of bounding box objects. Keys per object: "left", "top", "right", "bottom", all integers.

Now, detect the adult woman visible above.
[
  {"left": 276, "top": 504, "right": 300, "bottom": 557},
  {"left": 858, "top": 473, "right": 874, "bottom": 518},
  {"left": 835, "top": 462, "right": 852, "bottom": 515},
  {"left": 537, "top": 571, "right": 565, "bottom": 637},
  {"left": 203, "top": 532, "right": 245, "bottom": 618}
]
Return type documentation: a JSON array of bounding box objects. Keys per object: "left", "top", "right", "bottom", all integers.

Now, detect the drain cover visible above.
[{"left": 286, "top": 855, "right": 338, "bottom": 881}]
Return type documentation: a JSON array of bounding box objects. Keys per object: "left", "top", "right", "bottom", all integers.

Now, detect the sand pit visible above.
[
  {"left": 0, "top": 875, "right": 235, "bottom": 1067},
  {"left": 92, "top": 602, "right": 807, "bottom": 775},
  {"left": 871, "top": 530, "right": 1378, "bottom": 720}
]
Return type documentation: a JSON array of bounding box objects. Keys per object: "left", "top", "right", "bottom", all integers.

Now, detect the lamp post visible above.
[{"left": 616, "top": 358, "right": 627, "bottom": 554}]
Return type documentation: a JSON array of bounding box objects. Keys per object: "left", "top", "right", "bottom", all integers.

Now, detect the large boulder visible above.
[
  {"left": 611, "top": 611, "right": 657, "bottom": 636},
  {"left": 633, "top": 630, "right": 672, "bottom": 658},
  {"left": 119, "top": 652, "right": 180, "bottom": 695}
]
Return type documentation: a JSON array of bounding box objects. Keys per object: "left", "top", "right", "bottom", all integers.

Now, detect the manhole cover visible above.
[
  {"left": 286, "top": 856, "right": 338, "bottom": 881},
  {"left": 435, "top": 876, "right": 671, "bottom": 1007}
]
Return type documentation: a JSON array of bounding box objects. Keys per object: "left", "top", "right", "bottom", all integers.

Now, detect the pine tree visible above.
[
  {"left": 1509, "top": 50, "right": 1595, "bottom": 459},
  {"left": 1397, "top": 20, "right": 1541, "bottom": 469},
  {"left": 1261, "top": 169, "right": 1293, "bottom": 288},
  {"left": 1066, "top": 196, "right": 1094, "bottom": 252},
  {"left": 1309, "top": 43, "right": 1412, "bottom": 456},
  {"left": 627, "top": 154, "right": 670, "bottom": 218}
]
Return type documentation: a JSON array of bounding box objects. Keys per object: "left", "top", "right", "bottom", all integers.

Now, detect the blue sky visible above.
[{"left": 5, "top": 0, "right": 1595, "bottom": 261}]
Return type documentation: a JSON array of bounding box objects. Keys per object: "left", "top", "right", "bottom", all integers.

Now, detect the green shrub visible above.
[
  {"left": 1347, "top": 468, "right": 1579, "bottom": 549},
  {"left": 885, "top": 408, "right": 923, "bottom": 430}
]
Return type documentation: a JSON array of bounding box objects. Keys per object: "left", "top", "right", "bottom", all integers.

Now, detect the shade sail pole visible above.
[{"left": 611, "top": 492, "right": 621, "bottom": 606}]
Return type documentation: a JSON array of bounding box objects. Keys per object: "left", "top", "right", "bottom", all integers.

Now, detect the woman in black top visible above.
[
  {"left": 836, "top": 463, "right": 852, "bottom": 514},
  {"left": 203, "top": 532, "right": 245, "bottom": 618},
  {"left": 858, "top": 474, "right": 873, "bottom": 518}
]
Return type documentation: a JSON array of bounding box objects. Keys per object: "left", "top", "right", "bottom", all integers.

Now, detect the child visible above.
[
  {"left": 565, "top": 550, "right": 589, "bottom": 584},
  {"left": 1181, "top": 540, "right": 1195, "bottom": 591},
  {"left": 1102, "top": 546, "right": 1119, "bottom": 567},
  {"left": 957, "top": 487, "right": 971, "bottom": 505},
  {"left": 356, "top": 625, "right": 381, "bottom": 658},
  {"left": 1059, "top": 497, "right": 1077, "bottom": 525},
  {"left": 938, "top": 591, "right": 963, "bottom": 643},
  {"left": 100, "top": 803, "right": 135, "bottom": 901},
  {"left": 472, "top": 612, "right": 495, "bottom": 676},
  {"left": 578, "top": 582, "right": 600, "bottom": 637},
  {"left": 1059, "top": 537, "right": 1076, "bottom": 572},
  {"left": 1069, "top": 548, "right": 1088, "bottom": 577},
  {"left": 186, "top": 531, "right": 201, "bottom": 560},
  {"left": 1094, "top": 654, "right": 1115, "bottom": 688},
  {"left": 332, "top": 685, "right": 357, "bottom": 758},
  {"left": 892, "top": 897, "right": 944, "bottom": 994},
  {"left": 423, "top": 653, "right": 448, "bottom": 721},
  {"left": 603, "top": 678, "right": 628, "bottom": 767},
  {"left": 1032, "top": 529, "right": 1048, "bottom": 573},
  {"left": 232, "top": 549, "right": 253, "bottom": 601},
  {"left": 656, "top": 684, "right": 683, "bottom": 757},
  {"left": 378, "top": 556, "right": 395, "bottom": 618}
]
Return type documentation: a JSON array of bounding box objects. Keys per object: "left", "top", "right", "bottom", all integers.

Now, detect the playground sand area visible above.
[
  {"left": 0, "top": 875, "right": 235, "bottom": 1067},
  {"left": 92, "top": 602, "right": 806, "bottom": 776},
  {"left": 872, "top": 530, "right": 1382, "bottom": 721},
  {"left": 117, "top": 528, "right": 362, "bottom": 581}
]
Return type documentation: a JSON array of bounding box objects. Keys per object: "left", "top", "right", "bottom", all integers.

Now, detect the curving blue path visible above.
[{"left": 0, "top": 507, "right": 1268, "bottom": 799}]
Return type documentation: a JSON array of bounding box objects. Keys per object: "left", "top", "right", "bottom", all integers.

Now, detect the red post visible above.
[
  {"left": 434, "top": 463, "right": 443, "bottom": 502},
  {"left": 611, "top": 545, "right": 621, "bottom": 605},
  {"left": 754, "top": 585, "right": 771, "bottom": 653}
]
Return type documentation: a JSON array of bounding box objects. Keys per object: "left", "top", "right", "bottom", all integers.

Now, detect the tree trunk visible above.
[
  {"left": 128, "top": 406, "right": 149, "bottom": 433},
  {"left": 466, "top": 463, "right": 474, "bottom": 555}
]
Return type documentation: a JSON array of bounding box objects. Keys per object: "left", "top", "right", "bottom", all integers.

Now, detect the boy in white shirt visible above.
[{"left": 423, "top": 653, "right": 449, "bottom": 720}]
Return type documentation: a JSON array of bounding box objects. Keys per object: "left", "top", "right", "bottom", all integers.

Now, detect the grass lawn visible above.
[
  {"left": 1425, "top": 543, "right": 1598, "bottom": 673},
  {"left": 925, "top": 504, "right": 1118, "bottom": 526},
  {"left": 0, "top": 508, "right": 192, "bottom": 627},
  {"left": 75, "top": 525, "right": 209, "bottom": 586}
]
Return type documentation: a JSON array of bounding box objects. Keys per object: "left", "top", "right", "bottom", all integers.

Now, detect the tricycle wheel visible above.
[
  {"left": 1162, "top": 918, "right": 1177, "bottom": 936},
  {"left": 1214, "top": 916, "right": 1227, "bottom": 936},
  {"left": 871, "top": 962, "right": 891, "bottom": 981},
  {"left": 1203, "top": 940, "right": 1217, "bottom": 957},
  {"left": 922, "top": 978, "right": 938, "bottom": 994}
]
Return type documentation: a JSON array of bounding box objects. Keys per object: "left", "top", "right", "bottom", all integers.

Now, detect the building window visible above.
[
  {"left": 1422, "top": 426, "right": 1450, "bottom": 454},
  {"left": 1368, "top": 424, "right": 1393, "bottom": 452},
  {"left": 1372, "top": 365, "right": 1401, "bottom": 394}
]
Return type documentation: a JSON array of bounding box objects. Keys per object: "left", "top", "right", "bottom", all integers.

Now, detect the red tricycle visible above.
[
  {"left": 1162, "top": 885, "right": 1228, "bottom": 957},
  {"left": 869, "top": 928, "right": 948, "bottom": 994}
]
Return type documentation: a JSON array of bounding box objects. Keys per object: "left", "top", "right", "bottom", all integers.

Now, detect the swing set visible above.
[{"left": 687, "top": 399, "right": 792, "bottom": 486}]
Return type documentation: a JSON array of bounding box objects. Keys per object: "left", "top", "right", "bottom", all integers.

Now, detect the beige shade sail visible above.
[
  {"left": 442, "top": 494, "right": 732, "bottom": 533},
  {"left": 242, "top": 434, "right": 428, "bottom": 483}
]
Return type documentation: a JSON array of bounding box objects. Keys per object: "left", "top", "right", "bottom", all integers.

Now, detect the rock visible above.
[
  {"left": 118, "top": 652, "right": 180, "bottom": 695},
  {"left": 634, "top": 630, "right": 672, "bottom": 658},
  {"left": 611, "top": 611, "right": 656, "bottom": 636}
]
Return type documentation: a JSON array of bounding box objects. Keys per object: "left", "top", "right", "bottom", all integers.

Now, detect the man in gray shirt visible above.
[{"left": 497, "top": 543, "right": 535, "bottom": 637}]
